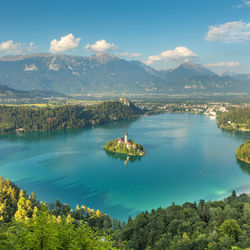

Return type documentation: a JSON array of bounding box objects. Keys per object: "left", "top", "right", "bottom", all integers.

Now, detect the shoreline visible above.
[{"left": 102, "top": 146, "right": 146, "bottom": 157}]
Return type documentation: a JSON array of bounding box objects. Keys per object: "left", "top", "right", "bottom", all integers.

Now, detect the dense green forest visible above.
[
  {"left": 0, "top": 100, "right": 143, "bottom": 134},
  {"left": 217, "top": 107, "right": 250, "bottom": 131},
  {"left": 1, "top": 176, "right": 250, "bottom": 249},
  {"left": 236, "top": 140, "right": 250, "bottom": 164},
  {"left": 0, "top": 176, "right": 123, "bottom": 249},
  {"left": 115, "top": 192, "right": 250, "bottom": 249}
]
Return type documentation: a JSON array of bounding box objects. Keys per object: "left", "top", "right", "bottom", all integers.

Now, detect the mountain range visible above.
[{"left": 0, "top": 53, "right": 249, "bottom": 95}]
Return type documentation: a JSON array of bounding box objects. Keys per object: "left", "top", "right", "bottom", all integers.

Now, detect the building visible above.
[
  {"left": 117, "top": 130, "right": 129, "bottom": 145},
  {"left": 119, "top": 97, "right": 131, "bottom": 106},
  {"left": 124, "top": 130, "right": 128, "bottom": 143}
]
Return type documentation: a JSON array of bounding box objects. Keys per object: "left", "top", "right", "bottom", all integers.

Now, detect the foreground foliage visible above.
[
  {"left": 114, "top": 191, "right": 250, "bottom": 249},
  {"left": 0, "top": 176, "right": 121, "bottom": 249},
  {"left": 1, "top": 176, "right": 250, "bottom": 249},
  {"left": 0, "top": 208, "right": 116, "bottom": 249}
]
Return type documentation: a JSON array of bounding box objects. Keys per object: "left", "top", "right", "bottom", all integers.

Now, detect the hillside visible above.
[
  {"left": 0, "top": 176, "right": 118, "bottom": 249},
  {"left": 0, "top": 53, "right": 249, "bottom": 95},
  {"left": 217, "top": 107, "right": 250, "bottom": 131},
  {"left": 0, "top": 84, "right": 65, "bottom": 98},
  {"left": 236, "top": 140, "right": 250, "bottom": 164},
  {"left": 115, "top": 191, "right": 250, "bottom": 249},
  {"left": 0, "top": 99, "right": 143, "bottom": 134},
  {"left": 1, "top": 176, "right": 250, "bottom": 249}
]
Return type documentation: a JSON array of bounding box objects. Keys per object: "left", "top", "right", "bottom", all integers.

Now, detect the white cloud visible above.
[
  {"left": 205, "top": 61, "right": 240, "bottom": 67},
  {"left": 238, "top": 0, "right": 250, "bottom": 8},
  {"left": 49, "top": 33, "right": 81, "bottom": 53},
  {"left": 0, "top": 40, "right": 36, "bottom": 54},
  {"left": 84, "top": 39, "right": 117, "bottom": 52},
  {"left": 205, "top": 21, "right": 250, "bottom": 42},
  {"left": 245, "top": 1, "right": 250, "bottom": 6},
  {"left": 116, "top": 51, "right": 141, "bottom": 58},
  {"left": 146, "top": 47, "right": 197, "bottom": 65}
]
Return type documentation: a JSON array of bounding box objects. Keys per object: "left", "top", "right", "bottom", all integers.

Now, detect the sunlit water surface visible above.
[{"left": 0, "top": 114, "right": 249, "bottom": 221}]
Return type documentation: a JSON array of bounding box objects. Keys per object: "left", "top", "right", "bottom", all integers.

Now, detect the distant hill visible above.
[
  {"left": 160, "top": 62, "right": 216, "bottom": 82},
  {"left": 0, "top": 84, "right": 65, "bottom": 98},
  {"left": 0, "top": 53, "right": 249, "bottom": 95},
  {"left": 0, "top": 99, "right": 143, "bottom": 134}
]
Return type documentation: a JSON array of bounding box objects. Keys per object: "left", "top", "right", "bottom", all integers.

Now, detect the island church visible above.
[{"left": 117, "top": 130, "right": 137, "bottom": 149}]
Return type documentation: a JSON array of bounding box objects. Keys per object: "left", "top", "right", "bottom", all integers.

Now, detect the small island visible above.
[
  {"left": 103, "top": 130, "right": 146, "bottom": 156},
  {"left": 236, "top": 140, "right": 250, "bottom": 164}
]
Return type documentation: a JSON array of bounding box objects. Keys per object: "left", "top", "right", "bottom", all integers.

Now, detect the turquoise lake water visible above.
[{"left": 0, "top": 113, "right": 249, "bottom": 221}]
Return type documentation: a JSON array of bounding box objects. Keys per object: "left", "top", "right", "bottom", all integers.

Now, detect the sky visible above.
[{"left": 0, "top": 0, "right": 250, "bottom": 73}]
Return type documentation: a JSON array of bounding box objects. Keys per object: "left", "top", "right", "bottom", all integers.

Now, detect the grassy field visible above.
[{"left": 0, "top": 99, "right": 102, "bottom": 108}]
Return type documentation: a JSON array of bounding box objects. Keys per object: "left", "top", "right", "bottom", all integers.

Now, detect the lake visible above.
[{"left": 0, "top": 113, "right": 249, "bottom": 221}]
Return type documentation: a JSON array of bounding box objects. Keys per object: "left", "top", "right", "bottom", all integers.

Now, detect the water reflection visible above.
[
  {"left": 0, "top": 118, "right": 139, "bottom": 143},
  {"left": 221, "top": 129, "right": 250, "bottom": 140},
  {"left": 99, "top": 117, "right": 139, "bottom": 130},
  {"left": 104, "top": 149, "right": 142, "bottom": 166},
  {"left": 237, "top": 159, "right": 250, "bottom": 175},
  {"left": 0, "top": 128, "right": 84, "bottom": 143}
]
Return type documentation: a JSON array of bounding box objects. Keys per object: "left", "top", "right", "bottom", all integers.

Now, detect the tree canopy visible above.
[
  {"left": 1, "top": 176, "right": 250, "bottom": 249},
  {"left": 0, "top": 101, "right": 143, "bottom": 134},
  {"left": 217, "top": 107, "right": 250, "bottom": 131},
  {"left": 236, "top": 140, "right": 250, "bottom": 164}
]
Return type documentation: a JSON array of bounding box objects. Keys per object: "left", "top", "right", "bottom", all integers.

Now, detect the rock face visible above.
[{"left": 0, "top": 53, "right": 249, "bottom": 95}]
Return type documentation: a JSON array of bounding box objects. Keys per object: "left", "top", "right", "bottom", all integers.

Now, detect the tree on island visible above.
[{"left": 103, "top": 131, "right": 146, "bottom": 156}]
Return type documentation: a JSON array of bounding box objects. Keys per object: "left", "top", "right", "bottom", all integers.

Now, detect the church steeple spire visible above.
[{"left": 124, "top": 129, "right": 128, "bottom": 143}]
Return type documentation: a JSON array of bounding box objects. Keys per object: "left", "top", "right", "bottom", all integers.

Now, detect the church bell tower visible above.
[{"left": 124, "top": 130, "right": 128, "bottom": 143}]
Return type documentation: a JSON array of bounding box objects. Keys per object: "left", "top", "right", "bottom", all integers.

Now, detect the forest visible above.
[
  {"left": 0, "top": 176, "right": 123, "bottom": 249},
  {"left": 0, "top": 100, "right": 143, "bottom": 134},
  {"left": 236, "top": 140, "right": 250, "bottom": 164},
  {"left": 1, "top": 176, "right": 250, "bottom": 249},
  {"left": 217, "top": 107, "right": 250, "bottom": 131}
]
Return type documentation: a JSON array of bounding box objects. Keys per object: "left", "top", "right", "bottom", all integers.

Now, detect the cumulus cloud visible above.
[
  {"left": 205, "top": 61, "right": 240, "bottom": 68},
  {"left": 205, "top": 21, "right": 250, "bottom": 42},
  {"left": 49, "top": 33, "right": 81, "bottom": 53},
  {"left": 0, "top": 40, "right": 36, "bottom": 54},
  {"left": 238, "top": 0, "right": 250, "bottom": 8},
  {"left": 116, "top": 51, "right": 141, "bottom": 58},
  {"left": 146, "top": 47, "right": 197, "bottom": 65},
  {"left": 84, "top": 39, "right": 117, "bottom": 53}
]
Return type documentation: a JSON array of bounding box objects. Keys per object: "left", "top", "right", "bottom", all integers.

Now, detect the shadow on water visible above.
[
  {"left": 237, "top": 159, "right": 250, "bottom": 176},
  {"left": 104, "top": 149, "right": 142, "bottom": 166},
  {"left": 221, "top": 129, "right": 250, "bottom": 140},
  {"left": 0, "top": 128, "right": 85, "bottom": 143},
  {"left": 0, "top": 117, "right": 140, "bottom": 143},
  {"left": 98, "top": 117, "right": 139, "bottom": 130}
]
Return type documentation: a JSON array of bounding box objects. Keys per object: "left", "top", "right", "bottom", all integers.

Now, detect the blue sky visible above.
[{"left": 0, "top": 0, "right": 250, "bottom": 73}]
